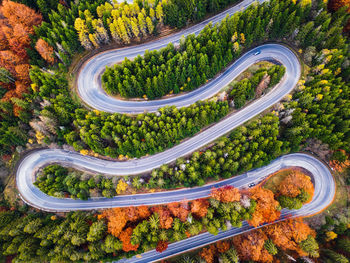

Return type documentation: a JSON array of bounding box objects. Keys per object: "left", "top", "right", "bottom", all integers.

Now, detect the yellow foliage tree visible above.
[
  {"left": 325, "top": 231, "right": 337, "bottom": 241},
  {"left": 116, "top": 179, "right": 128, "bottom": 194},
  {"left": 231, "top": 32, "right": 238, "bottom": 42},
  {"left": 80, "top": 149, "right": 89, "bottom": 155},
  {"left": 240, "top": 33, "right": 245, "bottom": 44}
]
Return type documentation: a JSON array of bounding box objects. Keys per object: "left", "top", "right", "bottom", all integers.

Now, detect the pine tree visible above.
[
  {"left": 138, "top": 12, "right": 147, "bottom": 36},
  {"left": 130, "top": 19, "right": 140, "bottom": 40},
  {"left": 117, "top": 17, "right": 130, "bottom": 43},
  {"left": 299, "top": 235, "right": 319, "bottom": 258},
  {"left": 322, "top": 249, "right": 349, "bottom": 263},
  {"left": 264, "top": 239, "right": 278, "bottom": 255},
  {"left": 156, "top": 3, "right": 164, "bottom": 24},
  {"left": 225, "top": 248, "right": 239, "bottom": 263},
  {"left": 75, "top": 18, "right": 93, "bottom": 49},
  {"left": 337, "top": 238, "right": 350, "bottom": 253},
  {"left": 23, "top": 218, "right": 42, "bottom": 234},
  {"left": 146, "top": 17, "right": 154, "bottom": 34},
  {"left": 87, "top": 221, "right": 107, "bottom": 242},
  {"left": 0, "top": 67, "right": 15, "bottom": 83}
]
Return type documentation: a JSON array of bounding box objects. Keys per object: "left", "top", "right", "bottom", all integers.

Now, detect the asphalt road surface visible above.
[{"left": 77, "top": 0, "right": 267, "bottom": 114}]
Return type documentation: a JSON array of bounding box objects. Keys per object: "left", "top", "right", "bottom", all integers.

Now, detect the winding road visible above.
[
  {"left": 116, "top": 154, "right": 335, "bottom": 263},
  {"left": 14, "top": 0, "right": 336, "bottom": 262},
  {"left": 18, "top": 42, "right": 302, "bottom": 209},
  {"left": 77, "top": 0, "right": 266, "bottom": 113}
]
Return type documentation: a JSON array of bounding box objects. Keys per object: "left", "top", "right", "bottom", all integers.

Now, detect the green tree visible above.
[
  {"left": 299, "top": 235, "right": 319, "bottom": 258},
  {"left": 87, "top": 221, "right": 107, "bottom": 242},
  {"left": 264, "top": 239, "right": 278, "bottom": 255},
  {"left": 322, "top": 249, "right": 349, "bottom": 263}
]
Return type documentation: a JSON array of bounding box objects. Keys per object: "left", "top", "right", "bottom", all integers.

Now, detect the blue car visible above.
[{"left": 254, "top": 50, "right": 261, "bottom": 55}]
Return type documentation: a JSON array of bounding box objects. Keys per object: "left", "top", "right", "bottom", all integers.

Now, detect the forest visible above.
[
  {"left": 34, "top": 165, "right": 120, "bottom": 199},
  {"left": 175, "top": 207, "right": 350, "bottom": 263},
  {"left": 34, "top": 113, "right": 284, "bottom": 198},
  {"left": 101, "top": 32, "right": 238, "bottom": 98},
  {"left": 30, "top": 0, "right": 350, "bottom": 161},
  {"left": 172, "top": 218, "right": 321, "bottom": 262},
  {"left": 0, "top": 0, "right": 349, "bottom": 262},
  {"left": 229, "top": 65, "right": 286, "bottom": 108},
  {"left": 163, "top": 0, "right": 241, "bottom": 28},
  {"left": 1, "top": 0, "right": 349, "bottom": 159},
  {"left": 0, "top": 180, "right": 316, "bottom": 262}
]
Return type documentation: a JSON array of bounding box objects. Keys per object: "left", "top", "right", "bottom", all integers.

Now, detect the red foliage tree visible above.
[
  {"left": 156, "top": 241, "right": 169, "bottom": 253},
  {"left": 0, "top": 0, "right": 42, "bottom": 114}
]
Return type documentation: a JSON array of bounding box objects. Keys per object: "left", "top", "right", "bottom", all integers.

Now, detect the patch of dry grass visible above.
[
  {"left": 263, "top": 168, "right": 294, "bottom": 193},
  {"left": 305, "top": 169, "right": 349, "bottom": 229}
]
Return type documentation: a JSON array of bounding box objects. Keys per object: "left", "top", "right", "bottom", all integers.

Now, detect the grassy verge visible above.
[
  {"left": 305, "top": 168, "right": 349, "bottom": 229},
  {"left": 263, "top": 168, "right": 294, "bottom": 193}
]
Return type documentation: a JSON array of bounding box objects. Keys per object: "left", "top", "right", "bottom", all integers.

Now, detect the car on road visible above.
[
  {"left": 248, "top": 182, "right": 256, "bottom": 188},
  {"left": 254, "top": 50, "right": 261, "bottom": 55}
]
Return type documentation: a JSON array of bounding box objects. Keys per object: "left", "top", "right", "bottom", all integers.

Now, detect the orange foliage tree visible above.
[
  {"left": 216, "top": 240, "right": 230, "bottom": 253},
  {"left": 167, "top": 201, "right": 189, "bottom": 222},
  {"left": 125, "top": 206, "right": 150, "bottom": 222},
  {"left": 248, "top": 187, "right": 280, "bottom": 227},
  {"left": 199, "top": 244, "right": 217, "bottom": 263},
  {"left": 1, "top": 1, "right": 42, "bottom": 27},
  {"left": 264, "top": 218, "right": 316, "bottom": 257},
  {"left": 191, "top": 199, "right": 209, "bottom": 218},
  {"left": 233, "top": 229, "right": 273, "bottom": 263},
  {"left": 99, "top": 206, "right": 150, "bottom": 237},
  {"left": 151, "top": 206, "right": 173, "bottom": 229},
  {"left": 277, "top": 170, "right": 314, "bottom": 202},
  {"left": 119, "top": 227, "right": 139, "bottom": 252},
  {"left": 98, "top": 208, "right": 128, "bottom": 237},
  {"left": 0, "top": 0, "right": 42, "bottom": 114},
  {"left": 329, "top": 150, "right": 350, "bottom": 172},
  {"left": 35, "top": 38, "right": 55, "bottom": 64},
  {"left": 328, "top": 0, "right": 350, "bottom": 11},
  {"left": 232, "top": 219, "right": 317, "bottom": 262},
  {"left": 210, "top": 185, "right": 241, "bottom": 203}
]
